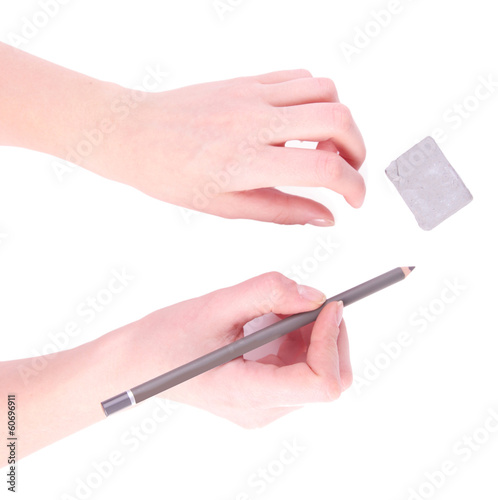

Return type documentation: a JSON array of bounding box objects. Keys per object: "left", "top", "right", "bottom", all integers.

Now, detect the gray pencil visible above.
[{"left": 101, "top": 266, "right": 415, "bottom": 416}]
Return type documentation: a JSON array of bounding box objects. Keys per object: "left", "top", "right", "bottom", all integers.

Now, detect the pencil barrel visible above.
[
  {"left": 131, "top": 267, "right": 407, "bottom": 404},
  {"left": 325, "top": 266, "right": 406, "bottom": 307}
]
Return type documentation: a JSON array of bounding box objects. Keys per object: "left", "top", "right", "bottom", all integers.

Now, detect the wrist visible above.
[
  {"left": 96, "top": 312, "right": 177, "bottom": 403},
  {"left": 0, "top": 43, "right": 124, "bottom": 163},
  {"left": 54, "top": 79, "right": 127, "bottom": 172}
]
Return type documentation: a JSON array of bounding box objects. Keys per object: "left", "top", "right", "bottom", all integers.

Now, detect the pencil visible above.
[{"left": 101, "top": 266, "right": 415, "bottom": 416}]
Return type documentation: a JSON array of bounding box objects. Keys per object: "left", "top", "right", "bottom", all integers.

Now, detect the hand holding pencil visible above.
[
  {"left": 4, "top": 268, "right": 413, "bottom": 461},
  {"left": 101, "top": 268, "right": 414, "bottom": 423}
]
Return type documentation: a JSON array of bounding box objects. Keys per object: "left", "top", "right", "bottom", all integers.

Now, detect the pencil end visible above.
[{"left": 101, "top": 390, "right": 135, "bottom": 417}]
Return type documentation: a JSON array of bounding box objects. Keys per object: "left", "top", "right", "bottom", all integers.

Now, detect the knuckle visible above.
[
  {"left": 357, "top": 138, "right": 367, "bottom": 165},
  {"left": 330, "top": 103, "right": 353, "bottom": 132},
  {"left": 315, "top": 152, "right": 342, "bottom": 187},
  {"left": 349, "top": 172, "right": 366, "bottom": 208},
  {"left": 258, "top": 272, "right": 292, "bottom": 311},
  {"left": 296, "top": 68, "right": 313, "bottom": 78},
  {"left": 358, "top": 174, "right": 367, "bottom": 200},
  {"left": 261, "top": 271, "right": 287, "bottom": 289},
  {"left": 315, "top": 78, "right": 338, "bottom": 101},
  {"left": 320, "top": 378, "right": 342, "bottom": 402},
  {"left": 270, "top": 195, "right": 294, "bottom": 225},
  {"left": 341, "top": 371, "right": 354, "bottom": 390}
]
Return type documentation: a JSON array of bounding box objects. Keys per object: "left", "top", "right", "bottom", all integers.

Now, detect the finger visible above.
[
  {"left": 316, "top": 139, "right": 339, "bottom": 154},
  {"left": 292, "top": 323, "right": 313, "bottom": 359},
  {"left": 257, "top": 353, "right": 285, "bottom": 366},
  {"left": 211, "top": 272, "right": 326, "bottom": 333},
  {"left": 271, "top": 103, "right": 366, "bottom": 169},
  {"left": 275, "top": 331, "right": 308, "bottom": 364},
  {"left": 240, "top": 147, "right": 365, "bottom": 208},
  {"left": 337, "top": 320, "right": 353, "bottom": 390},
  {"left": 203, "top": 188, "right": 335, "bottom": 226},
  {"left": 305, "top": 302, "right": 342, "bottom": 387},
  {"left": 263, "top": 77, "right": 339, "bottom": 107},
  {"left": 253, "top": 69, "right": 313, "bottom": 84}
]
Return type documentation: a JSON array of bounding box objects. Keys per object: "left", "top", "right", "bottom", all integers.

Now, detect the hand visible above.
[
  {"left": 91, "top": 69, "right": 366, "bottom": 225},
  {"left": 130, "top": 272, "right": 352, "bottom": 428},
  {"left": 0, "top": 46, "right": 365, "bottom": 225},
  {"left": 0, "top": 272, "right": 351, "bottom": 460}
]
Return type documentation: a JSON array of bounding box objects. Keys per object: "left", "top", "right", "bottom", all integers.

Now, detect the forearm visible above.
[
  {"left": 0, "top": 317, "right": 171, "bottom": 464},
  {"left": 0, "top": 42, "right": 119, "bottom": 164}
]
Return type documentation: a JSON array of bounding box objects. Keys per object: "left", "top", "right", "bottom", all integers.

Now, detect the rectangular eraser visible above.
[{"left": 385, "top": 137, "right": 473, "bottom": 231}]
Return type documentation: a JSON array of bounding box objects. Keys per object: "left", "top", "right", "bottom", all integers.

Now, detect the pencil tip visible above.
[{"left": 401, "top": 266, "right": 416, "bottom": 277}]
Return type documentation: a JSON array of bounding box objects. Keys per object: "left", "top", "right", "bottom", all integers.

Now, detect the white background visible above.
[{"left": 1, "top": 1, "right": 497, "bottom": 499}]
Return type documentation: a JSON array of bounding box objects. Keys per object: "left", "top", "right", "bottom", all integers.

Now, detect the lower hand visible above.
[{"left": 130, "top": 272, "right": 352, "bottom": 428}]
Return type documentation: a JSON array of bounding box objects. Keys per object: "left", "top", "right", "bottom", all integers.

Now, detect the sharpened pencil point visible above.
[{"left": 401, "top": 266, "right": 415, "bottom": 277}]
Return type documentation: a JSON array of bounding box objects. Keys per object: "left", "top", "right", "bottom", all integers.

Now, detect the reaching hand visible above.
[{"left": 89, "top": 69, "right": 366, "bottom": 225}]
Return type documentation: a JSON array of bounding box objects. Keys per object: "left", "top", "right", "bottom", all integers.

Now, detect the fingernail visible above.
[
  {"left": 307, "top": 218, "right": 335, "bottom": 227},
  {"left": 297, "top": 285, "right": 326, "bottom": 304},
  {"left": 336, "top": 301, "right": 344, "bottom": 326}
]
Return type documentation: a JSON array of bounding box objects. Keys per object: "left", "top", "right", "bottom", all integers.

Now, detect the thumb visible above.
[
  {"left": 305, "top": 301, "right": 344, "bottom": 396},
  {"left": 206, "top": 188, "right": 335, "bottom": 226},
  {"left": 234, "top": 300, "right": 346, "bottom": 408}
]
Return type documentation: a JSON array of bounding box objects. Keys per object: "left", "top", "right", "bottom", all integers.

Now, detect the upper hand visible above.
[{"left": 93, "top": 69, "right": 366, "bottom": 225}]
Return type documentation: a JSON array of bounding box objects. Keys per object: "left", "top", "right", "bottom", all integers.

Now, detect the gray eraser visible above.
[{"left": 385, "top": 137, "right": 473, "bottom": 231}]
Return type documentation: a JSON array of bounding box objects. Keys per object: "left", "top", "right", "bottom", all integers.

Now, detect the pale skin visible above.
[{"left": 0, "top": 42, "right": 365, "bottom": 463}]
